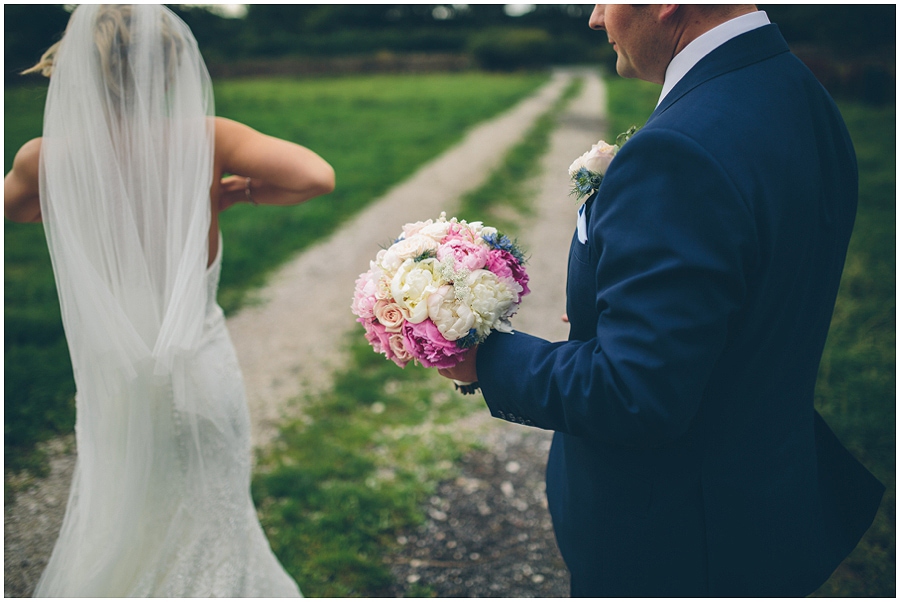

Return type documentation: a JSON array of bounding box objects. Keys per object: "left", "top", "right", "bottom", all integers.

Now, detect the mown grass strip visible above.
[
  {"left": 605, "top": 77, "right": 895, "bottom": 597},
  {"left": 251, "top": 74, "right": 586, "bottom": 597},
  {"left": 457, "top": 76, "right": 584, "bottom": 232}
]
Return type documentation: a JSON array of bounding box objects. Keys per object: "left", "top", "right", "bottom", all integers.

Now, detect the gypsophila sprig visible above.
[
  {"left": 568, "top": 125, "right": 640, "bottom": 201},
  {"left": 352, "top": 212, "right": 530, "bottom": 369}
]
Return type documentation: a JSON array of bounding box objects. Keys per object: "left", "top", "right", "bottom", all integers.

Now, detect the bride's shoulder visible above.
[
  {"left": 14, "top": 137, "right": 42, "bottom": 165},
  {"left": 214, "top": 117, "right": 258, "bottom": 138},
  {"left": 5, "top": 138, "right": 43, "bottom": 223},
  {"left": 213, "top": 117, "right": 263, "bottom": 154}
]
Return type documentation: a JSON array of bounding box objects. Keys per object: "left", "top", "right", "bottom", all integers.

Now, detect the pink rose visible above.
[
  {"left": 388, "top": 333, "right": 414, "bottom": 367},
  {"left": 361, "top": 318, "right": 410, "bottom": 368},
  {"left": 374, "top": 299, "right": 405, "bottom": 332},
  {"left": 402, "top": 319, "right": 469, "bottom": 369},
  {"left": 436, "top": 237, "right": 489, "bottom": 272}
]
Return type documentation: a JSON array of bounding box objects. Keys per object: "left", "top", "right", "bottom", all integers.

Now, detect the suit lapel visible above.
[{"left": 650, "top": 24, "right": 791, "bottom": 122}]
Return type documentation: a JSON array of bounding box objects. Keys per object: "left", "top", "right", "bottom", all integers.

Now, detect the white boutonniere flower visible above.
[{"left": 569, "top": 125, "right": 639, "bottom": 201}]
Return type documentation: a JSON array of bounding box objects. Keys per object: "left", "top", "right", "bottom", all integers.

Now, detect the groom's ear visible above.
[{"left": 656, "top": 4, "right": 680, "bottom": 22}]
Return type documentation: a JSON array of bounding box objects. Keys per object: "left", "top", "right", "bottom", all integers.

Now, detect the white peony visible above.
[
  {"left": 465, "top": 269, "right": 522, "bottom": 338},
  {"left": 380, "top": 234, "right": 439, "bottom": 272},
  {"left": 390, "top": 258, "right": 442, "bottom": 324},
  {"left": 426, "top": 284, "right": 477, "bottom": 341}
]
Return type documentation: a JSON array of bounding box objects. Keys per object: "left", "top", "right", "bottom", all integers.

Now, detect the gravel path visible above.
[
  {"left": 3, "top": 68, "right": 606, "bottom": 598},
  {"left": 385, "top": 68, "right": 607, "bottom": 598}
]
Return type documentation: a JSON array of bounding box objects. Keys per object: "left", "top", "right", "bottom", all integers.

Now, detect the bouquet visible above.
[{"left": 352, "top": 213, "right": 529, "bottom": 381}]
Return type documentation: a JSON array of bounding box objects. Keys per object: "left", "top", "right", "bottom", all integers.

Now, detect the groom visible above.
[{"left": 440, "top": 4, "right": 884, "bottom": 597}]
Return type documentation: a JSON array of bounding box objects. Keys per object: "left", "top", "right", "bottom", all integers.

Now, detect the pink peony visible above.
[
  {"left": 352, "top": 273, "right": 378, "bottom": 318},
  {"left": 484, "top": 249, "right": 530, "bottom": 300},
  {"left": 436, "top": 237, "right": 489, "bottom": 272},
  {"left": 402, "top": 319, "right": 469, "bottom": 369}
]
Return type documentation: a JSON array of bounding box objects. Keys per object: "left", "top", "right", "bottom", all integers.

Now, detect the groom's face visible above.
[{"left": 589, "top": 4, "right": 670, "bottom": 85}]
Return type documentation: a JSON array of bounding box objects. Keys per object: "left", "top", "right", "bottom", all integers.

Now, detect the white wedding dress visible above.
[
  {"left": 36, "top": 239, "right": 302, "bottom": 597},
  {"left": 32, "top": 5, "right": 301, "bottom": 597}
]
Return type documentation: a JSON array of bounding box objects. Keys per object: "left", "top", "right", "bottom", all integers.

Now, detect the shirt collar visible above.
[{"left": 657, "top": 10, "right": 771, "bottom": 106}]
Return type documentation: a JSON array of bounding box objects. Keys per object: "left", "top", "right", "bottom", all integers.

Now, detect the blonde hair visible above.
[
  {"left": 22, "top": 5, "right": 184, "bottom": 96},
  {"left": 22, "top": 39, "right": 60, "bottom": 77}
]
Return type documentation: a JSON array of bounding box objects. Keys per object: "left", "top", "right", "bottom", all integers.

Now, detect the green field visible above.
[
  {"left": 4, "top": 71, "right": 893, "bottom": 597},
  {"left": 4, "top": 72, "right": 548, "bottom": 475}
]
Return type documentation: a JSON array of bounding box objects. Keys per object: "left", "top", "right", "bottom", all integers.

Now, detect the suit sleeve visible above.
[{"left": 477, "top": 129, "right": 757, "bottom": 448}]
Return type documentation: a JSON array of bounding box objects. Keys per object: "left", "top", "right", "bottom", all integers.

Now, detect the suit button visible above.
[{"left": 497, "top": 411, "right": 507, "bottom": 420}]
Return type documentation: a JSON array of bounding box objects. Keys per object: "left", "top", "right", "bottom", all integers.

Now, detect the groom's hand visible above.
[{"left": 438, "top": 346, "right": 479, "bottom": 384}]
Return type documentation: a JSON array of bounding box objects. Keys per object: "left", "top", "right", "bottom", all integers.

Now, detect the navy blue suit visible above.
[{"left": 477, "top": 24, "right": 883, "bottom": 596}]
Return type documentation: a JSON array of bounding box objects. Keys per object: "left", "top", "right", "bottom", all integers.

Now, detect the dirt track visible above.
[{"left": 3, "top": 68, "right": 607, "bottom": 597}]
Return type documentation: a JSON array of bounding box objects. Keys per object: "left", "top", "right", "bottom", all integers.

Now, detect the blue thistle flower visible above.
[
  {"left": 413, "top": 249, "right": 437, "bottom": 262},
  {"left": 482, "top": 232, "right": 526, "bottom": 264},
  {"left": 456, "top": 329, "right": 481, "bottom": 349}
]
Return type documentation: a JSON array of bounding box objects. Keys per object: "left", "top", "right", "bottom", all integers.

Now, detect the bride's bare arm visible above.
[
  {"left": 4, "top": 138, "right": 43, "bottom": 223},
  {"left": 214, "top": 117, "right": 335, "bottom": 212}
]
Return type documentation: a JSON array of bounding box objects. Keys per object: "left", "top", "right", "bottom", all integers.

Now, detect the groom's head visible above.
[{"left": 589, "top": 4, "right": 758, "bottom": 84}]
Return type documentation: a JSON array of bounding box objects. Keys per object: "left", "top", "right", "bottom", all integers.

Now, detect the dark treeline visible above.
[{"left": 4, "top": 4, "right": 895, "bottom": 102}]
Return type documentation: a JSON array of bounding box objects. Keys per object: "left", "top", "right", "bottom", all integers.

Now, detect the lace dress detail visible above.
[{"left": 34, "top": 239, "right": 302, "bottom": 597}]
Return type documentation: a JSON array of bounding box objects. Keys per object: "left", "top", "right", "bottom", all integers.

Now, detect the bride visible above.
[{"left": 4, "top": 4, "right": 334, "bottom": 596}]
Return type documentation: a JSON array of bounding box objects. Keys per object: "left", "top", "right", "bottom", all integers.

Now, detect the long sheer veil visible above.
[
  {"left": 41, "top": 3, "right": 213, "bottom": 396},
  {"left": 35, "top": 4, "right": 225, "bottom": 594}
]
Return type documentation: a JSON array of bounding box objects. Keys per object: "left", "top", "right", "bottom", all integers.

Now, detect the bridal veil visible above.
[{"left": 33, "top": 5, "right": 300, "bottom": 595}]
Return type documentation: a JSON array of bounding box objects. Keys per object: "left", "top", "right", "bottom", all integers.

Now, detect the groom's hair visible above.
[{"left": 690, "top": 4, "right": 759, "bottom": 19}]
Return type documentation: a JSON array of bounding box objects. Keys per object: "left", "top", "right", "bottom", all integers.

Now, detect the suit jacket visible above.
[{"left": 476, "top": 24, "right": 884, "bottom": 597}]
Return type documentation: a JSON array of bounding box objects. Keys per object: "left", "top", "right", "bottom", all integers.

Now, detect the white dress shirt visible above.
[
  {"left": 578, "top": 11, "right": 771, "bottom": 244},
  {"left": 657, "top": 11, "right": 771, "bottom": 106}
]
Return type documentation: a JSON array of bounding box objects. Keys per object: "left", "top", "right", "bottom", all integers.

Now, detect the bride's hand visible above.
[{"left": 217, "top": 174, "right": 251, "bottom": 212}]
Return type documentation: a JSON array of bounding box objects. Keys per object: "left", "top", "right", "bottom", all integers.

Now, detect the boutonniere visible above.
[{"left": 568, "top": 125, "right": 640, "bottom": 202}]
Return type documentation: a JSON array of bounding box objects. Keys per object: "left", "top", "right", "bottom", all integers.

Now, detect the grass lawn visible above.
[{"left": 4, "top": 72, "right": 548, "bottom": 476}]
